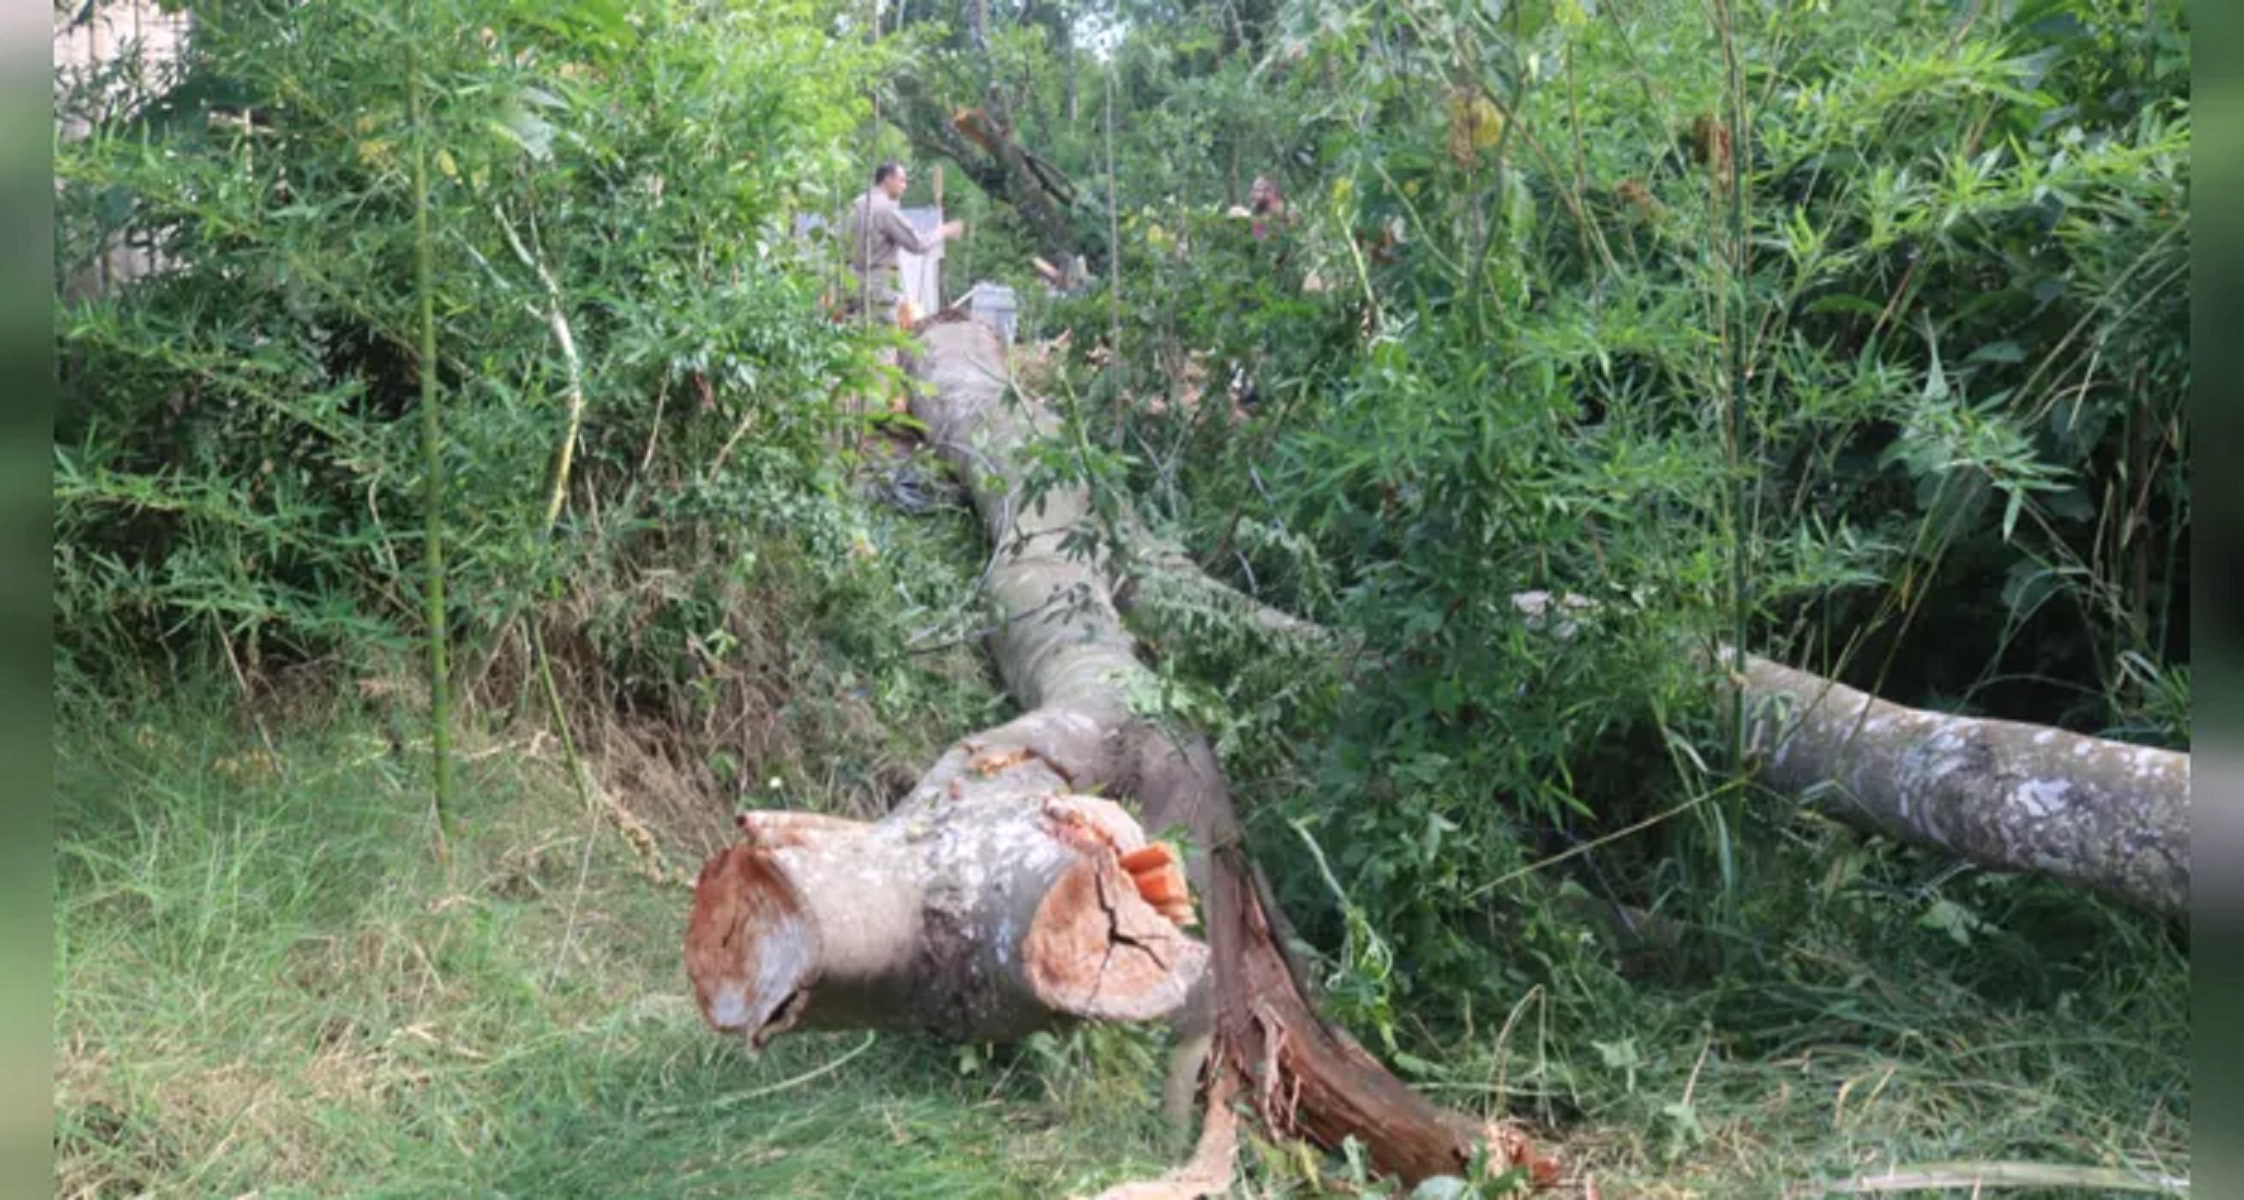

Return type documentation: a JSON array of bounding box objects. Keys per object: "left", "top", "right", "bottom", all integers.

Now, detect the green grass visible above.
[
  {"left": 1464, "top": 941, "right": 2192, "bottom": 1198},
  {"left": 54, "top": 688, "right": 1177, "bottom": 1199},
  {"left": 1280, "top": 838, "right": 2191, "bottom": 1198},
  {"left": 56, "top": 676, "right": 2189, "bottom": 1199}
]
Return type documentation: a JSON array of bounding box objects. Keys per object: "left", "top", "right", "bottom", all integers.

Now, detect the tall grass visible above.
[{"left": 54, "top": 683, "right": 1183, "bottom": 1198}]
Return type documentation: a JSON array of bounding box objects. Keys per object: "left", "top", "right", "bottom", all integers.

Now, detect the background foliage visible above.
[
  {"left": 1030, "top": 0, "right": 2189, "bottom": 999},
  {"left": 58, "top": 0, "right": 890, "bottom": 686}
]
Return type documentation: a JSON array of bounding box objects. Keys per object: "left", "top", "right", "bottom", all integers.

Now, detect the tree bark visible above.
[
  {"left": 1513, "top": 592, "right": 2190, "bottom": 916},
  {"left": 685, "top": 315, "right": 1558, "bottom": 1190},
  {"left": 1735, "top": 655, "right": 2188, "bottom": 916}
]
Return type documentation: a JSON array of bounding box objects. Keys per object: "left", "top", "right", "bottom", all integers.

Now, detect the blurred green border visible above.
[
  {"left": 14, "top": 4, "right": 2225, "bottom": 1197},
  {"left": 2195, "top": 3, "right": 2238, "bottom": 1197},
  {"left": 8, "top": 7, "right": 53, "bottom": 1198}
]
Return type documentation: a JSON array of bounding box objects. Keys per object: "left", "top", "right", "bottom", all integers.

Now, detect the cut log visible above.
[
  {"left": 1515, "top": 594, "right": 2189, "bottom": 916},
  {"left": 929, "top": 316, "right": 1557, "bottom": 1185},
  {"left": 1506, "top": 595, "right": 2188, "bottom": 914},
  {"left": 684, "top": 314, "right": 1560, "bottom": 1191},
  {"left": 686, "top": 776, "right": 1207, "bottom": 1048}
]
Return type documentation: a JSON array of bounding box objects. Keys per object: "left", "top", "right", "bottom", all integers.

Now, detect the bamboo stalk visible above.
[{"left": 407, "top": 9, "right": 454, "bottom": 849}]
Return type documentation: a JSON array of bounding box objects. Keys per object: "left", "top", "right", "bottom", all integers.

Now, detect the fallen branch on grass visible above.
[
  {"left": 1736, "top": 655, "right": 2187, "bottom": 916},
  {"left": 1126, "top": 570, "right": 2189, "bottom": 918}
]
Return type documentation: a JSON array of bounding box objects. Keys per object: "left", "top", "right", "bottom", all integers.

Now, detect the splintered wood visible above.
[
  {"left": 968, "top": 744, "right": 1038, "bottom": 776},
  {"left": 1082, "top": 1073, "right": 1241, "bottom": 1200},
  {"left": 1041, "top": 794, "right": 1195, "bottom": 928},
  {"left": 1025, "top": 848, "right": 1203, "bottom": 1021}
]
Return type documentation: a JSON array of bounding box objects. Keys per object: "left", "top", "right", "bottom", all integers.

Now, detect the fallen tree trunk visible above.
[
  {"left": 1496, "top": 592, "right": 2190, "bottom": 914},
  {"left": 1121, "top": 577, "right": 2190, "bottom": 917},
  {"left": 1504, "top": 594, "right": 2190, "bottom": 916},
  {"left": 685, "top": 314, "right": 1558, "bottom": 1190},
  {"left": 1736, "top": 656, "right": 2188, "bottom": 916}
]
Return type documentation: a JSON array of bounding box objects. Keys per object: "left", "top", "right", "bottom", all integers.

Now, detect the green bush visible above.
[
  {"left": 1040, "top": 0, "right": 2186, "bottom": 1011},
  {"left": 56, "top": 0, "right": 889, "bottom": 681}
]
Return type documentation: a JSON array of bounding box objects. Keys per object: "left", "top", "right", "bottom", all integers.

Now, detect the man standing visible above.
[
  {"left": 841, "top": 161, "right": 964, "bottom": 325},
  {"left": 1225, "top": 175, "right": 1291, "bottom": 238}
]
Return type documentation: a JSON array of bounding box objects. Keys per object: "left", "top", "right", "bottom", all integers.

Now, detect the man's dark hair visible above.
[{"left": 873, "top": 160, "right": 904, "bottom": 185}]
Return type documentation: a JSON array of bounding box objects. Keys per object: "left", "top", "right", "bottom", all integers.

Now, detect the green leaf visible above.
[
  {"left": 1660, "top": 1100, "right": 1706, "bottom": 1145},
  {"left": 2001, "top": 560, "right": 2062, "bottom": 619},
  {"left": 1392, "top": 1049, "right": 1443, "bottom": 1076},
  {"left": 1919, "top": 898, "right": 1981, "bottom": 946},
  {"left": 491, "top": 107, "right": 557, "bottom": 162},
  {"left": 1592, "top": 1038, "right": 1641, "bottom": 1070},
  {"left": 1804, "top": 293, "right": 1886, "bottom": 318},
  {"left": 1921, "top": 341, "right": 1950, "bottom": 404}
]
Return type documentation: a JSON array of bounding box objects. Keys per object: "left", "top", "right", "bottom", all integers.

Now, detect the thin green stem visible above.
[
  {"left": 491, "top": 204, "right": 585, "bottom": 534},
  {"left": 1695, "top": 0, "right": 1755, "bottom": 915},
  {"left": 408, "top": 18, "right": 454, "bottom": 849},
  {"left": 1105, "top": 65, "right": 1121, "bottom": 365}
]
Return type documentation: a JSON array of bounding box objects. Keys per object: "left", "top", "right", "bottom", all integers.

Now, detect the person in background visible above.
[
  {"left": 1227, "top": 175, "right": 1292, "bottom": 238},
  {"left": 1217, "top": 175, "right": 1298, "bottom": 419},
  {"left": 840, "top": 160, "right": 964, "bottom": 326},
  {"left": 1246, "top": 175, "right": 1290, "bottom": 238}
]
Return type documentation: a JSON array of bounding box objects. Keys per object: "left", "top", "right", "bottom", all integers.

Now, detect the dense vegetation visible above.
[{"left": 56, "top": 0, "right": 2187, "bottom": 1194}]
